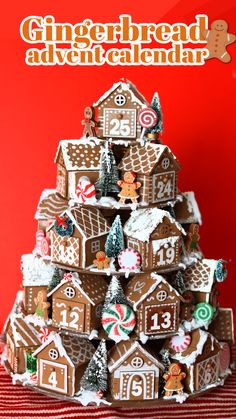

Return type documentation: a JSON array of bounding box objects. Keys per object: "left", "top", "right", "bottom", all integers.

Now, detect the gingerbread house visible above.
[
  {"left": 55, "top": 138, "right": 104, "bottom": 199},
  {"left": 33, "top": 333, "right": 95, "bottom": 396},
  {"left": 123, "top": 207, "right": 186, "bottom": 271},
  {"left": 209, "top": 308, "right": 234, "bottom": 376},
  {"left": 118, "top": 143, "right": 181, "bottom": 205},
  {"left": 183, "top": 259, "right": 219, "bottom": 307},
  {"left": 167, "top": 329, "right": 221, "bottom": 393},
  {"left": 125, "top": 273, "right": 184, "bottom": 339},
  {"left": 173, "top": 192, "right": 202, "bottom": 226},
  {"left": 4, "top": 314, "right": 41, "bottom": 374},
  {"left": 35, "top": 189, "right": 69, "bottom": 231},
  {"left": 21, "top": 254, "right": 54, "bottom": 315},
  {"left": 93, "top": 80, "right": 148, "bottom": 140},
  {"left": 48, "top": 206, "right": 110, "bottom": 269},
  {"left": 108, "top": 339, "right": 164, "bottom": 401},
  {"left": 48, "top": 272, "right": 107, "bottom": 335}
]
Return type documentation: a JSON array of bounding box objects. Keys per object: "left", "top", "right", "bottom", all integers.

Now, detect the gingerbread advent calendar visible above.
[{"left": 0, "top": 79, "right": 234, "bottom": 407}]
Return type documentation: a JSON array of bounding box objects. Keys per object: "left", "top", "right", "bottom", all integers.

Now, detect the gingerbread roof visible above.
[
  {"left": 209, "top": 308, "right": 234, "bottom": 343},
  {"left": 93, "top": 80, "right": 148, "bottom": 108},
  {"left": 125, "top": 273, "right": 184, "bottom": 311},
  {"left": 47, "top": 272, "right": 108, "bottom": 305},
  {"left": 33, "top": 333, "right": 95, "bottom": 368},
  {"left": 123, "top": 207, "right": 185, "bottom": 242},
  {"left": 21, "top": 254, "right": 54, "bottom": 286},
  {"left": 6, "top": 314, "right": 41, "bottom": 348},
  {"left": 108, "top": 339, "right": 164, "bottom": 373},
  {"left": 35, "top": 189, "right": 69, "bottom": 221},
  {"left": 48, "top": 206, "right": 110, "bottom": 239},
  {"left": 174, "top": 192, "right": 202, "bottom": 225},
  {"left": 55, "top": 138, "right": 104, "bottom": 171},
  {"left": 183, "top": 259, "right": 218, "bottom": 293},
  {"left": 118, "top": 143, "right": 180, "bottom": 175},
  {"left": 168, "top": 329, "right": 220, "bottom": 367}
]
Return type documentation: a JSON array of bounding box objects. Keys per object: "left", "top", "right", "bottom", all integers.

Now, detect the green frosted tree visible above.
[
  {"left": 173, "top": 270, "right": 185, "bottom": 295},
  {"left": 80, "top": 340, "right": 107, "bottom": 393},
  {"left": 146, "top": 92, "right": 163, "bottom": 135},
  {"left": 95, "top": 142, "right": 119, "bottom": 197},
  {"left": 47, "top": 267, "right": 62, "bottom": 293},
  {"left": 102, "top": 276, "right": 128, "bottom": 314},
  {"left": 105, "top": 215, "right": 124, "bottom": 258}
]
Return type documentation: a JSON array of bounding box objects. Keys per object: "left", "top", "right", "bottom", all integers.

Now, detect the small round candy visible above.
[
  {"left": 193, "top": 302, "right": 215, "bottom": 322},
  {"left": 39, "top": 327, "right": 52, "bottom": 343},
  {"left": 170, "top": 334, "right": 191, "bottom": 352},
  {"left": 102, "top": 303, "right": 136, "bottom": 341},
  {"left": 41, "top": 237, "right": 50, "bottom": 256},
  {"left": 118, "top": 248, "right": 141, "bottom": 270},
  {"left": 138, "top": 107, "right": 158, "bottom": 128}
]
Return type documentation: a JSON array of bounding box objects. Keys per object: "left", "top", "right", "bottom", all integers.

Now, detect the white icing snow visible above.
[
  {"left": 152, "top": 237, "right": 179, "bottom": 254},
  {"left": 89, "top": 329, "right": 98, "bottom": 340},
  {"left": 12, "top": 371, "right": 38, "bottom": 386},
  {"left": 172, "top": 329, "right": 208, "bottom": 367},
  {"left": 163, "top": 393, "right": 188, "bottom": 404},
  {"left": 124, "top": 207, "right": 185, "bottom": 242},
  {"left": 34, "top": 188, "right": 57, "bottom": 220},
  {"left": 182, "top": 317, "right": 211, "bottom": 332},
  {"left": 74, "top": 390, "right": 111, "bottom": 406},
  {"left": 92, "top": 80, "right": 147, "bottom": 108},
  {"left": 24, "top": 314, "right": 45, "bottom": 328},
  {"left": 183, "top": 191, "right": 202, "bottom": 225},
  {"left": 21, "top": 254, "right": 54, "bottom": 286},
  {"left": 139, "top": 332, "right": 149, "bottom": 344}
]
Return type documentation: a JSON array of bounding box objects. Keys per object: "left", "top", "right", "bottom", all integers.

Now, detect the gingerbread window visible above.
[
  {"left": 131, "top": 357, "right": 144, "bottom": 368},
  {"left": 91, "top": 240, "right": 100, "bottom": 253},
  {"left": 114, "top": 94, "right": 126, "bottom": 106},
  {"left": 162, "top": 157, "right": 170, "bottom": 169},
  {"left": 49, "top": 348, "right": 59, "bottom": 360},
  {"left": 64, "top": 287, "right": 76, "bottom": 299},
  {"left": 156, "top": 290, "right": 167, "bottom": 301}
]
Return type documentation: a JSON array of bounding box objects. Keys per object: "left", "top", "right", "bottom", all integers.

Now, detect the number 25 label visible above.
[{"left": 110, "top": 118, "right": 131, "bottom": 136}]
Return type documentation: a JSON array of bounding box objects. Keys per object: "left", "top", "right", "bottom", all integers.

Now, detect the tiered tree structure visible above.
[{"left": 1, "top": 80, "right": 234, "bottom": 406}]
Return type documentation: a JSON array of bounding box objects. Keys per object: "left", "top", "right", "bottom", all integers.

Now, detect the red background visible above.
[{"left": 0, "top": 0, "right": 236, "bottom": 329}]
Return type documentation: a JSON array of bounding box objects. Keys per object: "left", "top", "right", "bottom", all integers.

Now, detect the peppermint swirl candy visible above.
[
  {"left": 193, "top": 302, "right": 215, "bottom": 322},
  {"left": 39, "top": 326, "right": 52, "bottom": 343},
  {"left": 138, "top": 107, "right": 158, "bottom": 128},
  {"left": 102, "top": 303, "right": 136, "bottom": 342}
]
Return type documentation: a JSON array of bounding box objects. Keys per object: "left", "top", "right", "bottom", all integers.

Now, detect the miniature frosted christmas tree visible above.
[
  {"left": 105, "top": 215, "right": 124, "bottom": 259},
  {"left": 80, "top": 340, "right": 107, "bottom": 394},
  {"left": 95, "top": 142, "right": 120, "bottom": 197}
]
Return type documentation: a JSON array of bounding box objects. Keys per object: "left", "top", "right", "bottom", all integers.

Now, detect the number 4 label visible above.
[{"left": 48, "top": 371, "right": 58, "bottom": 387}]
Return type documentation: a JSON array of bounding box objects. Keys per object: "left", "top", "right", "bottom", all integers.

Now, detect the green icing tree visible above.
[
  {"left": 105, "top": 215, "right": 124, "bottom": 258},
  {"left": 47, "top": 267, "right": 62, "bottom": 293},
  {"left": 102, "top": 276, "right": 128, "bottom": 314},
  {"left": 80, "top": 340, "right": 107, "bottom": 393},
  {"left": 95, "top": 142, "right": 119, "bottom": 197},
  {"left": 146, "top": 92, "right": 163, "bottom": 135}
]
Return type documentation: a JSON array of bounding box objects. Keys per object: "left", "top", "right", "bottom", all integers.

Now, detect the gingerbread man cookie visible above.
[
  {"left": 185, "top": 223, "right": 200, "bottom": 253},
  {"left": 34, "top": 290, "right": 50, "bottom": 321},
  {"left": 163, "top": 363, "right": 186, "bottom": 397},
  {"left": 202, "top": 20, "right": 236, "bottom": 63},
  {"left": 117, "top": 172, "right": 141, "bottom": 204},
  {"left": 93, "top": 251, "right": 110, "bottom": 270},
  {"left": 81, "top": 106, "right": 97, "bottom": 137}
]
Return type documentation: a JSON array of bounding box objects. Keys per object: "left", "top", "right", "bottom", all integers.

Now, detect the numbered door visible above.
[
  {"left": 39, "top": 359, "right": 67, "bottom": 394},
  {"left": 196, "top": 355, "right": 219, "bottom": 390},
  {"left": 53, "top": 235, "right": 80, "bottom": 268},
  {"left": 120, "top": 371, "right": 154, "bottom": 400},
  {"left": 53, "top": 299, "right": 85, "bottom": 332},
  {"left": 152, "top": 242, "right": 178, "bottom": 268},
  {"left": 145, "top": 303, "right": 177, "bottom": 335},
  {"left": 103, "top": 109, "right": 136, "bottom": 138},
  {"left": 152, "top": 172, "right": 175, "bottom": 203}
]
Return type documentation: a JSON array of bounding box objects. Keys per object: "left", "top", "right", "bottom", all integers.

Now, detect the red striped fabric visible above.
[{"left": 0, "top": 347, "right": 235, "bottom": 419}]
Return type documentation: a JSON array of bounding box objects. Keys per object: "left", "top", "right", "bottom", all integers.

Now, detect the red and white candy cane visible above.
[
  {"left": 35, "top": 230, "right": 45, "bottom": 255},
  {"left": 170, "top": 334, "right": 191, "bottom": 352},
  {"left": 138, "top": 107, "right": 158, "bottom": 129},
  {"left": 39, "top": 327, "right": 52, "bottom": 343},
  {"left": 118, "top": 248, "right": 141, "bottom": 271},
  {"left": 30, "top": 373, "right": 38, "bottom": 383},
  {"left": 76, "top": 181, "right": 96, "bottom": 203},
  {"left": 41, "top": 237, "right": 51, "bottom": 256}
]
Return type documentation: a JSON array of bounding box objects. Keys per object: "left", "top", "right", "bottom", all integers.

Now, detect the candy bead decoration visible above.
[
  {"left": 39, "top": 327, "right": 52, "bottom": 343},
  {"left": 102, "top": 303, "right": 136, "bottom": 342},
  {"left": 193, "top": 302, "right": 215, "bottom": 322},
  {"left": 138, "top": 107, "right": 158, "bottom": 128},
  {"left": 170, "top": 334, "right": 191, "bottom": 352},
  {"left": 118, "top": 248, "right": 141, "bottom": 270}
]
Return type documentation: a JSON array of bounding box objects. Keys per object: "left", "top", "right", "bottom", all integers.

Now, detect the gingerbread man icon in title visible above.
[{"left": 202, "top": 20, "right": 236, "bottom": 63}]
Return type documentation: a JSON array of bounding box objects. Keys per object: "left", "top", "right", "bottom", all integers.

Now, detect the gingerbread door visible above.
[
  {"left": 51, "top": 233, "right": 80, "bottom": 268},
  {"left": 145, "top": 303, "right": 177, "bottom": 335},
  {"left": 152, "top": 241, "right": 178, "bottom": 269},
  {"left": 53, "top": 299, "right": 85, "bottom": 332},
  {"left": 39, "top": 359, "right": 67, "bottom": 394},
  {"left": 152, "top": 171, "right": 175, "bottom": 203},
  {"left": 103, "top": 109, "right": 137, "bottom": 138},
  {"left": 120, "top": 371, "right": 155, "bottom": 400},
  {"left": 196, "top": 354, "right": 220, "bottom": 390}
]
